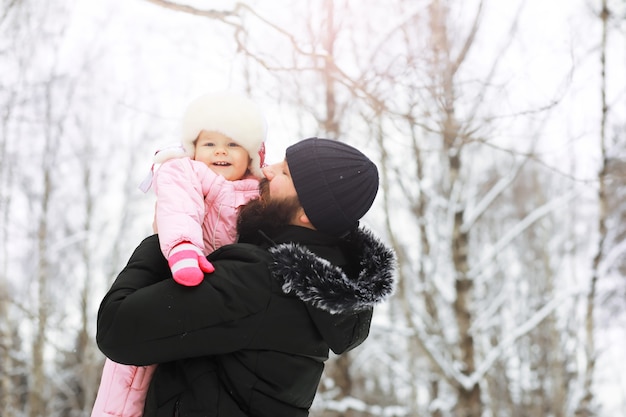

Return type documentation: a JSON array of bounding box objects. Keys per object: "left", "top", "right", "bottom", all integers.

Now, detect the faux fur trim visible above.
[
  {"left": 153, "top": 145, "right": 191, "bottom": 164},
  {"left": 268, "top": 228, "right": 396, "bottom": 314}
]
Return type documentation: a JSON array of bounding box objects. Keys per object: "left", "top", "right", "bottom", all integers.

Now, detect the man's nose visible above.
[{"left": 262, "top": 165, "right": 274, "bottom": 179}]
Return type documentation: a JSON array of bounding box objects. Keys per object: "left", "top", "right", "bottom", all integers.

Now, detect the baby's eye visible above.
[
  {"left": 228, "top": 142, "right": 241, "bottom": 148},
  {"left": 202, "top": 142, "right": 215, "bottom": 147}
]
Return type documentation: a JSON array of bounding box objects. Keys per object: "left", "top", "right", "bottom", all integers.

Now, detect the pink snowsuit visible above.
[{"left": 91, "top": 157, "right": 260, "bottom": 417}]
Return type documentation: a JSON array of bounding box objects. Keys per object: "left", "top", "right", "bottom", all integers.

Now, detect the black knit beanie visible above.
[{"left": 286, "top": 137, "right": 379, "bottom": 237}]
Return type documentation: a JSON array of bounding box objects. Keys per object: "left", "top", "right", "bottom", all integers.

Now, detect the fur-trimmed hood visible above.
[{"left": 268, "top": 227, "right": 396, "bottom": 315}]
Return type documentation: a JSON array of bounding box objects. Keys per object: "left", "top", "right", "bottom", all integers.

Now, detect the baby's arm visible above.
[{"left": 153, "top": 158, "right": 214, "bottom": 286}]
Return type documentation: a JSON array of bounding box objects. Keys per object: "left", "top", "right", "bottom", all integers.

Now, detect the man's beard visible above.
[{"left": 237, "top": 178, "right": 302, "bottom": 239}]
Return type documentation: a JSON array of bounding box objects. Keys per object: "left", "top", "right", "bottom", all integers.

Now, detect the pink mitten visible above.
[{"left": 168, "top": 242, "right": 215, "bottom": 286}]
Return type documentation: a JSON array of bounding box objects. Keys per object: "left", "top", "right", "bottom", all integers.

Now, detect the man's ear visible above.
[{"left": 296, "top": 207, "right": 315, "bottom": 229}]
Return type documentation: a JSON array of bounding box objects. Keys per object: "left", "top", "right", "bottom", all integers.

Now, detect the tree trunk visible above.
[
  {"left": 28, "top": 167, "right": 51, "bottom": 417},
  {"left": 576, "top": 1, "right": 609, "bottom": 415}
]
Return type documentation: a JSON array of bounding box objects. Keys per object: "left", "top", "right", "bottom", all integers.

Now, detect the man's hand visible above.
[{"left": 168, "top": 242, "right": 214, "bottom": 286}]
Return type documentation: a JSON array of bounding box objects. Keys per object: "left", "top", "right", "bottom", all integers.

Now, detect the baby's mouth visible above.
[{"left": 213, "top": 161, "right": 231, "bottom": 166}]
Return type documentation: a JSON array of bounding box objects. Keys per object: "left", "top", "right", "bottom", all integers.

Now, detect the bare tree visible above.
[
  {"left": 0, "top": 40, "right": 18, "bottom": 417},
  {"left": 576, "top": 0, "right": 615, "bottom": 415}
]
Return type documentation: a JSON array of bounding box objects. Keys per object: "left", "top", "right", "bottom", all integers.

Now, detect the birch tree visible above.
[
  {"left": 577, "top": 0, "right": 626, "bottom": 415},
  {"left": 0, "top": 0, "right": 23, "bottom": 414}
]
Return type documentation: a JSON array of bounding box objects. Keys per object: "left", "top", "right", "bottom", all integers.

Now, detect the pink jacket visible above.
[
  {"left": 91, "top": 157, "right": 259, "bottom": 417},
  {"left": 90, "top": 360, "right": 156, "bottom": 417},
  {"left": 154, "top": 157, "right": 260, "bottom": 256}
]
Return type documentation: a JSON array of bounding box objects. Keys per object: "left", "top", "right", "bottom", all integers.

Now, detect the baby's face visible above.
[{"left": 194, "top": 130, "right": 250, "bottom": 181}]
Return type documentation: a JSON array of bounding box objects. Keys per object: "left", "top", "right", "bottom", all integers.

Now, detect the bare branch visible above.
[
  {"left": 468, "top": 188, "right": 579, "bottom": 279},
  {"left": 142, "top": 0, "right": 241, "bottom": 22},
  {"left": 461, "top": 158, "right": 527, "bottom": 233},
  {"left": 450, "top": 0, "right": 483, "bottom": 77},
  {"left": 469, "top": 286, "right": 584, "bottom": 387}
]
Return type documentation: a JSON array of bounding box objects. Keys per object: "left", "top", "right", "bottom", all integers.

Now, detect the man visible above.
[{"left": 96, "top": 137, "right": 396, "bottom": 417}]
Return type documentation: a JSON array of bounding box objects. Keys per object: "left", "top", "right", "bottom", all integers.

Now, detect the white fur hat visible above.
[{"left": 154, "top": 92, "right": 267, "bottom": 178}]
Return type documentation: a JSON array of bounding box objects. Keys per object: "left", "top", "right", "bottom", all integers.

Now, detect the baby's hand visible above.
[{"left": 168, "top": 242, "right": 214, "bottom": 286}]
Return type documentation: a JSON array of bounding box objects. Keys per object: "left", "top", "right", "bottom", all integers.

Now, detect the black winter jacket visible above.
[{"left": 96, "top": 225, "right": 395, "bottom": 417}]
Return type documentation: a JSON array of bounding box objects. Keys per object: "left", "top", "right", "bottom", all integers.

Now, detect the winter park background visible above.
[{"left": 1, "top": 0, "right": 625, "bottom": 416}]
